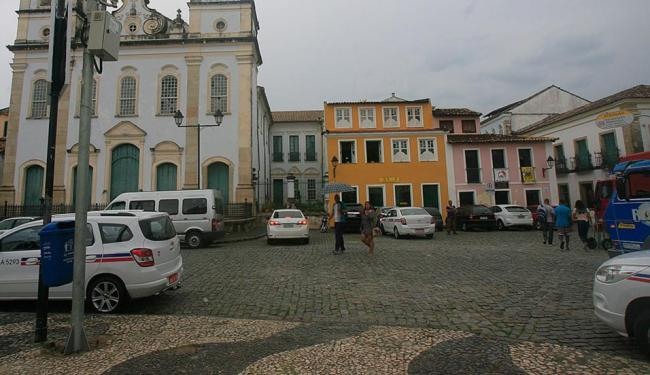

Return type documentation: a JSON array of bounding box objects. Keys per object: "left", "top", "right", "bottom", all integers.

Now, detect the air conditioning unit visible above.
[{"left": 88, "top": 11, "right": 122, "bottom": 62}]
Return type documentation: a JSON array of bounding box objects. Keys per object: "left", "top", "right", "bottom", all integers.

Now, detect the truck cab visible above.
[{"left": 604, "top": 159, "right": 650, "bottom": 256}]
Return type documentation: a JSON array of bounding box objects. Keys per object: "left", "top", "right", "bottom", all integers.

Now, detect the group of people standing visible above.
[
  {"left": 537, "top": 198, "right": 593, "bottom": 250},
  {"left": 329, "top": 194, "right": 378, "bottom": 255}
]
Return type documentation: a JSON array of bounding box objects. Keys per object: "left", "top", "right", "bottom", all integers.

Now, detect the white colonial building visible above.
[
  {"left": 269, "top": 110, "right": 325, "bottom": 208},
  {"left": 2, "top": 0, "right": 269, "bottom": 208},
  {"left": 481, "top": 85, "right": 590, "bottom": 135},
  {"left": 517, "top": 85, "right": 650, "bottom": 206}
]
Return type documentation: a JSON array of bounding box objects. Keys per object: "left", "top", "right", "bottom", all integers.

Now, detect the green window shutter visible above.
[
  {"left": 23, "top": 165, "right": 44, "bottom": 206},
  {"left": 208, "top": 162, "right": 229, "bottom": 203},
  {"left": 156, "top": 163, "right": 178, "bottom": 191},
  {"left": 306, "top": 135, "right": 316, "bottom": 161},
  {"left": 111, "top": 144, "right": 140, "bottom": 200},
  {"left": 423, "top": 185, "right": 440, "bottom": 209}
]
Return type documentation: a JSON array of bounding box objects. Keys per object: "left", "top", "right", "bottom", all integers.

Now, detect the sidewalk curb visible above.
[{"left": 215, "top": 232, "right": 266, "bottom": 244}]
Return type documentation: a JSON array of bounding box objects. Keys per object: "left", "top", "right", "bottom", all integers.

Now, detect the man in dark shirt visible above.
[{"left": 446, "top": 200, "right": 457, "bottom": 235}]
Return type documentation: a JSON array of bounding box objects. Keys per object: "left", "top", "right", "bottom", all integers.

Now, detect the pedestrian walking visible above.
[
  {"left": 360, "top": 201, "right": 377, "bottom": 255},
  {"left": 445, "top": 200, "right": 457, "bottom": 235},
  {"left": 573, "top": 200, "right": 592, "bottom": 250},
  {"left": 328, "top": 194, "right": 346, "bottom": 254},
  {"left": 537, "top": 199, "right": 555, "bottom": 245},
  {"left": 554, "top": 199, "right": 572, "bottom": 250}
]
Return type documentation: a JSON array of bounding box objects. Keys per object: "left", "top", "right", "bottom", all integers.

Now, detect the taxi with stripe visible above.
[
  {"left": 593, "top": 250, "right": 650, "bottom": 354},
  {"left": 0, "top": 211, "right": 182, "bottom": 313}
]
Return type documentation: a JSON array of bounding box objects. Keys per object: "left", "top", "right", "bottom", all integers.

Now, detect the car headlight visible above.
[{"left": 595, "top": 265, "right": 647, "bottom": 284}]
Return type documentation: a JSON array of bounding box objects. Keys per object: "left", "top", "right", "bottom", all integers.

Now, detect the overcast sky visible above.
[{"left": 1, "top": 0, "right": 649, "bottom": 114}]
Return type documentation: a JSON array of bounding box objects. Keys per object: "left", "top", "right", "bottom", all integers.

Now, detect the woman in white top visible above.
[{"left": 573, "top": 200, "right": 592, "bottom": 249}]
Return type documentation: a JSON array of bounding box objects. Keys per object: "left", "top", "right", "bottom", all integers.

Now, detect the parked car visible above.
[
  {"left": 379, "top": 207, "right": 436, "bottom": 239},
  {"left": 456, "top": 205, "right": 497, "bottom": 231},
  {"left": 423, "top": 207, "right": 444, "bottom": 231},
  {"left": 107, "top": 189, "right": 225, "bottom": 249},
  {"left": 267, "top": 209, "right": 310, "bottom": 244},
  {"left": 343, "top": 203, "right": 364, "bottom": 233},
  {"left": 593, "top": 250, "right": 650, "bottom": 354},
  {"left": 0, "top": 217, "right": 39, "bottom": 235},
  {"left": 0, "top": 211, "right": 183, "bottom": 313},
  {"left": 491, "top": 205, "right": 534, "bottom": 230}
]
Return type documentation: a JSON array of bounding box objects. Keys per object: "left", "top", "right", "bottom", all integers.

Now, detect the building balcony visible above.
[
  {"left": 555, "top": 157, "right": 569, "bottom": 175},
  {"left": 574, "top": 153, "right": 594, "bottom": 172},
  {"left": 272, "top": 152, "right": 284, "bottom": 162},
  {"left": 289, "top": 152, "right": 301, "bottom": 162},
  {"left": 465, "top": 168, "right": 481, "bottom": 184},
  {"left": 305, "top": 151, "right": 317, "bottom": 162},
  {"left": 597, "top": 149, "right": 620, "bottom": 169}
]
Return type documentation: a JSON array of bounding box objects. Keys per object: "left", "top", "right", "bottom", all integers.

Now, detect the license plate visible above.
[
  {"left": 518, "top": 215, "right": 524, "bottom": 219},
  {"left": 168, "top": 273, "right": 179, "bottom": 285},
  {"left": 416, "top": 229, "right": 424, "bottom": 233},
  {"left": 283, "top": 224, "right": 294, "bottom": 228},
  {"left": 480, "top": 216, "right": 488, "bottom": 220}
]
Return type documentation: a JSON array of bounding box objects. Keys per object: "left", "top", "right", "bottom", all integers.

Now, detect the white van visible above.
[{"left": 106, "top": 190, "right": 225, "bottom": 248}]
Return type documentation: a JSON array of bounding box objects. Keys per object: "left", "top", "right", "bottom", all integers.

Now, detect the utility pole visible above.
[
  {"left": 35, "top": 0, "right": 69, "bottom": 344},
  {"left": 65, "top": 0, "right": 120, "bottom": 354}
]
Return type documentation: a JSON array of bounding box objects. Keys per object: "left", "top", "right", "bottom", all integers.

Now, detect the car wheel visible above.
[
  {"left": 186, "top": 231, "right": 203, "bottom": 249},
  {"left": 267, "top": 238, "right": 274, "bottom": 245},
  {"left": 601, "top": 239, "right": 613, "bottom": 250},
  {"left": 496, "top": 220, "right": 505, "bottom": 231},
  {"left": 87, "top": 276, "right": 127, "bottom": 314},
  {"left": 303, "top": 238, "right": 310, "bottom": 245},
  {"left": 633, "top": 309, "right": 650, "bottom": 355},
  {"left": 393, "top": 227, "right": 401, "bottom": 239},
  {"left": 380, "top": 223, "right": 386, "bottom": 235}
]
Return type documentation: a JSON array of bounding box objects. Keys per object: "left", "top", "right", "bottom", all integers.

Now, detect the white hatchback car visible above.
[
  {"left": 593, "top": 250, "right": 650, "bottom": 354},
  {"left": 0, "top": 211, "right": 183, "bottom": 313},
  {"left": 380, "top": 207, "right": 436, "bottom": 239},
  {"left": 490, "top": 205, "right": 534, "bottom": 230},
  {"left": 267, "top": 209, "right": 310, "bottom": 245}
]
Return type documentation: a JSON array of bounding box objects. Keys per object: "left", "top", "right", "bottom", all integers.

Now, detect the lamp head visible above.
[
  {"left": 546, "top": 156, "right": 555, "bottom": 169},
  {"left": 213, "top": 109, "right": 224, "bottom": 126},
  {"left": 174, "top": 110, "right": 184, "bottom": 126},
  {"left": 331, "top": 156, "right": 339, "bottom": 168}
]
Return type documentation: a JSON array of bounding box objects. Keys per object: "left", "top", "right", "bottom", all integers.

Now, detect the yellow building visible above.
[{"left": 324, "top": 94, "right": 449, "bottom": 209}]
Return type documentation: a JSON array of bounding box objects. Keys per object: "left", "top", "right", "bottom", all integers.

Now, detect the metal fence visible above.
[{"left": 0, "top": 202, "right": 255, "bottom": 221}]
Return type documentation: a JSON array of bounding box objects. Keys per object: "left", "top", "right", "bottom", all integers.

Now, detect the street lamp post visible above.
[{"left": 174, "top": 109, "right": 224, "bottom": 188}]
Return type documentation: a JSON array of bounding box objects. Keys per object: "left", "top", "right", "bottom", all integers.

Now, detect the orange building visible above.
[{"left": 324, "top": 95, "right": 450, "bottom": 209}]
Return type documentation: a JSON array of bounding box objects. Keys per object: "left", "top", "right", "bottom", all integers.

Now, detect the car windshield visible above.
[
  {"left": 505, "top": 206, "right": 528, "bottom": 213},
  {"left": 274, "top": 210, "right": 303, "bottom": 219},
  {"left": 473, "top": 206, "right": 492, "bottom": 215},
  {"left": 0, "top": 219, "right": 14, "bottom": 230},
  {"left": 139, "top": 216, "right": 176, "bottom": 241},
  {"left": 346, "top": 205, "right": 363, "bottom": 212},
  {"left": 401, "top": 208, "right": 428, "bottom": 216},
  {"left": 424, "top": 208, "right": 440, "bottom": 216}
]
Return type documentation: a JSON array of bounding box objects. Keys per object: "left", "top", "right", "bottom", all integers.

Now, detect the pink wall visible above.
[{"left": 452, "top": 142, "right": 553, "bottom": 206}]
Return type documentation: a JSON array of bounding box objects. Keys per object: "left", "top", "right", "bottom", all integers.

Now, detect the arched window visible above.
[
  {"left": 210, "top": 74, "right": 227, "bottom": 114},
  {"left": 160, "top": 75, "right": 178, "bottom": 115},
  {"left": 119, "top": 76, "right": 137, "bottom": 116},
  {"left": 31, "top": 79, "right": 48, "bottom": 118}
]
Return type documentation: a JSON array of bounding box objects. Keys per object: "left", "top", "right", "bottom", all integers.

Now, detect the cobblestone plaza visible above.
[{"left": 1, "top": 230, "right": 649, "bottom": 373}]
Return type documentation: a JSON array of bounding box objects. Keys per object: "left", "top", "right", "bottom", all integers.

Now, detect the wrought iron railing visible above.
[
  {"left": 305, "top": 151, "right": 317, "bottom": 162},
  {"left": 289, "top": 152, "right": 301, "bottom": 162},
  {"left": 574, "top": 153, "right": 593, "bottom": 171},
  {"left": 272, "top": 152, "right": 284, "bottom": 162},
  {"left": 555, "top": 157, "right": 569, "bottom": 175}
]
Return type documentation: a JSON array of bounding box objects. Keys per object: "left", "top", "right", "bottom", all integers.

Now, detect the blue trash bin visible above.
[{"left": 39, "top": 221, "right": 76, "bottom": 288}]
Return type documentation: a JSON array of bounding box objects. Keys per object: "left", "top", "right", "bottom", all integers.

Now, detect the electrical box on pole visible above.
[{"left": 88, "top": 11, "right": 121, "bottom": 62}]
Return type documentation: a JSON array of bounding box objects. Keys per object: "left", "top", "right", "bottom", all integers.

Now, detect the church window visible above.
[
  {"left": 119, "top": 76, "right": 137, "bottom": 116},
  {"left": 210, "top": 74, "right": 228, "bottom": 114},
  {"left": 31, "top": 79, "right": 48, "bottom": 118},
  {"left": 160, "top": 75, "right": 178, "bottom": 115}
]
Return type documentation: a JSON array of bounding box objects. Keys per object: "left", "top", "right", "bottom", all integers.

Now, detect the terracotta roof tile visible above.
[
  {"left": 517, "top": 84, "right": 650, "bottom": 134},
  {"left": 433, "top": 108, "right": 481, "bottom": 117},
  {"left": 447, "top": 134, "right": 557, "bottom": 144},
  {"left": 272, "top": 110, "right": 323, "bottom": 123}
]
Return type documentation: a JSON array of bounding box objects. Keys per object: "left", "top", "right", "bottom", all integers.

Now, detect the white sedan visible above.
[
  {"left": 379, "top": 207, "right": 436, "bottom": 239},
  {"left": 491, "top": 205, "right": 534, "bottom": 230},
  {"left": 593, "top": 250, "right": 650, "bottom": 354},
  {"left": 267, "top": 209, "right": 310, "bottom": 244},
  {"left": 0, "top": 211, "right": 183, "bottom": 313}
]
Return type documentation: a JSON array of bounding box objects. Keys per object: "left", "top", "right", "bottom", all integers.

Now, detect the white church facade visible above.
[{"left": 2, "top": 0, "right": 270, "bottom": 208}]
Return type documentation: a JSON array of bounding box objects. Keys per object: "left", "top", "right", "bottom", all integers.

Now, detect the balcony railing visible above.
[
  {"left": 289, "top": 152, "right": 301, "bottom": 162},
  {"left": 574, "top": 153, "right": 594, "bottom": 172},
  {"left": 599, "top": 148, "right": 620, "bottom": 169},
  {"left": 272, "top": 152, "right": 284, "bottom": 162},
  {"left": 555, "top": 157, "right": 569, "bottom": 175},
  {"left": 465, "top": 168, "right": 481, "bottom": 184},
  {"left": 305, "top": 151, "right": 317, "bottom": 162}
]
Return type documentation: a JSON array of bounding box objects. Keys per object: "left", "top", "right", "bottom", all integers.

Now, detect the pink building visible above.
[{"left": 434, "top": 109, "right": 557, "bottom": 208}]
